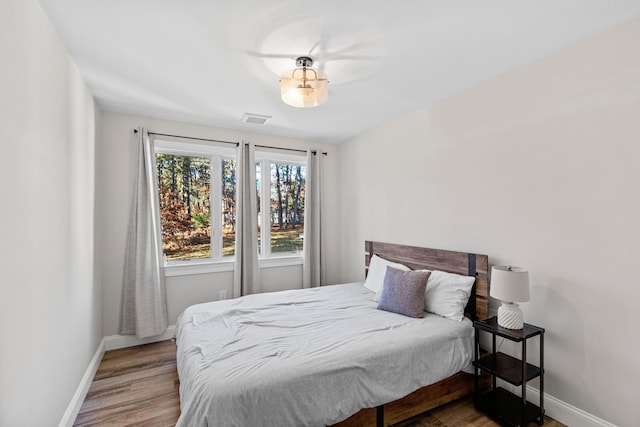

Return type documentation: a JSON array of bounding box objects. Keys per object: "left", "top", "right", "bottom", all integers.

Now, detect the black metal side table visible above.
[{"left": 473, "top": 316, "right": 545, "bottom": 426}]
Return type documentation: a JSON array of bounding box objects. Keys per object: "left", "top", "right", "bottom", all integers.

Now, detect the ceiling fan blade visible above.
[
  {"left": 311, "top": 38, "right": 384, "bottom": 63},
  {"left": 244, "top": 49, "right": 298, "bottom": 60},
  {"left": 308, "top": 23, "right": 332, "bottom": 59},
  {"left": 322, "top": 53, "right": 381, "bottom": 62},
  {"left": 307, "top": 39, "right": 323, "bottom": 58},
  {"left": 325, "top": 40, "right": 378, "bottom": 56}
]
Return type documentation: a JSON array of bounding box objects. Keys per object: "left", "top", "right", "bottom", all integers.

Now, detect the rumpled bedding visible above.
[{"left": 175, "top": 283, "right": 473, "bottom": 427}]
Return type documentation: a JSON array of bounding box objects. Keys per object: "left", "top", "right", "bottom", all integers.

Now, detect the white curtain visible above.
[
  {"left": 233, "top": 142, "right": 260, "bottom": 297},
  {"left": 120, "top": 128, "right": 168, "bottom": 338},
  {"left": 303, "top": 150, "right": 324, "bottom": 288}
]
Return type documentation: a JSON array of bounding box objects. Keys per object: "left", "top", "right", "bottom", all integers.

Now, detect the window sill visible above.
[
  {"left": 163, "top": 255, "right": 303, "bottom": 277},
  {"left": 164, "top": 259, "right": 234, "bottom": 277},
  {"left": 259, "top": 255, "right": 303, "bottom": 268}
]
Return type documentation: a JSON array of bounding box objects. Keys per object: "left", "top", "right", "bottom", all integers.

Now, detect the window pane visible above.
[
  {"left": 157, "top": 153, "right": 211, "bottom": 261},
  {"left": 222, "top": 158, "right": 236, "bottom": 257},
  {"left": 270, "top": 163, "right": 305, "bottom": 254}
]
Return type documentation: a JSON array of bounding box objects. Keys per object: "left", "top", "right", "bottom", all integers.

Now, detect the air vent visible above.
[{"left": 241, "top": 113, "right": 271, "bottom": 125}]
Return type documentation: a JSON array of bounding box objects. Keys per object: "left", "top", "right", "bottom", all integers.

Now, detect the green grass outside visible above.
[{"left": 164, "top": 224, "right": 303, "bottom": 261}]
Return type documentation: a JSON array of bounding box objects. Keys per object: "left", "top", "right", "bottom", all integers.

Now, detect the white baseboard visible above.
[
  {"left": 103, "top": 325, "right": 176, "bottom": 351},
  {"left": 525, "top": 385, "right": 617, "bottom": 427},
  {"left": 58, "top": 338, "right": 105, "bottom": 427},
  {"left": 498, "top": 381, "right": 618, "bottom": 427}
]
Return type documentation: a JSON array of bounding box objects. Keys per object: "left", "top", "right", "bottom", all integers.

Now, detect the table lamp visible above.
[{"left": 490, "top": 265, "right": 530, "bottom": 329}]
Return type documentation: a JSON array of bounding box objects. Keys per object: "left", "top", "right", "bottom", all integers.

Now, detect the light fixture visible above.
[
  {"left": 490, "top": 265, "right": 530, "bottom": 330},
  {"left": 280, "top": 56, "right": 328, "bottom": 108}
]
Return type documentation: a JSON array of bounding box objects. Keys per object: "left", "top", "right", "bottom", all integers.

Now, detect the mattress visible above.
[{"left": 175, "top": 282, "right": 474, "bottom": 427}]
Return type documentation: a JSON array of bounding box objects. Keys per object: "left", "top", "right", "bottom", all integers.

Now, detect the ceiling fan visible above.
[
  {"left": 246, "top": 36, "right": 385, "bottom": 106},
  {"left": 239, "top": 8, "right": 387, "bottom": 109}
]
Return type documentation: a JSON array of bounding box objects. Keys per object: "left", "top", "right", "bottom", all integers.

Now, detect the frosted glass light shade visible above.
[{"left": 280, "top": 67, "right": 328, "bottom": 108}]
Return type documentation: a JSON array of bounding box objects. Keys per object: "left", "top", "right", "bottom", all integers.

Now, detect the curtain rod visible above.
[
  {"left": 253, "top": 144, "right": 327, "bottom": 156},
  {"left": 133, "top": 129, "right": 238, "bottom": 146},
  {"left": 133, "top": 129, "right": 328, "bottom": 155}
]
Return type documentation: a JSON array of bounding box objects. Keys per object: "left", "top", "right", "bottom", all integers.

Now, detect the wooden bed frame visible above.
[{"left": 331, "top": 241, "right": 491, "bottom": 427}]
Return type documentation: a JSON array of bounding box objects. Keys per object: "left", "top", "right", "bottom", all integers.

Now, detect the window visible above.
[
  {"left": 155, "top": 139, "right": 236, "bottom": 265},
  {"left": 256, "top": 151, "right": 306, "bottom": 258},
  {"left": 154, "top": 139, "right": 306, "bottom": 272}
]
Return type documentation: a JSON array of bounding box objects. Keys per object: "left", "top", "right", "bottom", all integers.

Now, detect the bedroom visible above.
[{"left": 1, "top": 0, "right": 639, "bottom": 426}]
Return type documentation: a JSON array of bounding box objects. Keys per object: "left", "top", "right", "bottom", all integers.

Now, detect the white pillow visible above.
[
  {"left": 365, "top": 254, "right": 410, "bottom": 297},
  {"left": 424, "top": 270, "right": 475, "bottom": 321}
]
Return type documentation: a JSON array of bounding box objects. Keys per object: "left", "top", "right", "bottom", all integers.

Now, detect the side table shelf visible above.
[
  {"left": 476, "top": 388, "right": 541, "bottom": 426},
  {"left": 475, "top": 353, "right": 541, "bottom": 386},
  {"left": 473, "top": 317, "right": 545, "bottom": 426}
]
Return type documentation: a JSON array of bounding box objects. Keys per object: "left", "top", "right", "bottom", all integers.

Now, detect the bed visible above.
[{"left": 175, "top": 241, "right": 490, "bottom": 426}]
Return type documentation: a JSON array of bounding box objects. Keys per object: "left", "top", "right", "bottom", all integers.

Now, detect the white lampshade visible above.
[
  {"left": 280, "top": 57, "right": 328, "bottom": 108},
  {"left": 490, "top": 265, "right": 530, "bottom": 303},
  {"left": 490, "top": 265, "right": 530, "bottom": 330}
]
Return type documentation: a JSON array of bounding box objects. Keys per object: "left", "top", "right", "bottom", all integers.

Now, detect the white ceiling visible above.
[{"left": 39, "top": 0, "right": 640, "bottom": 143}]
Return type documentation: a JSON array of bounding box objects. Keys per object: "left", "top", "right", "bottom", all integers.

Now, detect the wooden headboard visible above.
[{"left": 364, "top": 241, "right": 489, "bottom": 320}]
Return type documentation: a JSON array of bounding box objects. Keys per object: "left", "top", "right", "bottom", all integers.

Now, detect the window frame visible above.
[
  {"left": 255, "top": 149, "right": 307, "bottom": 261},
  {"left": 154, "top": 138, "right": 236, "bottom": 273}
]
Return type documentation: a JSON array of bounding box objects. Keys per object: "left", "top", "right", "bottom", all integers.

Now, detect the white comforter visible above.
[{"left": 175, "top": 283, "right": 474, "bottom": 427}]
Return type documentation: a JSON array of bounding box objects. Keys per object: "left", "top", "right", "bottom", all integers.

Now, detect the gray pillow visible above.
[{"left": 377, "top": 267, "right": 431, "bottom": 318}]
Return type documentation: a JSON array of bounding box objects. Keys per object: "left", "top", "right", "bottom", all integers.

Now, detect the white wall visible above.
[
  {"left": 338, "top": 16, "right": 640, "bottom": 427},
  {"left": 0, "top": 1, "right": 101, "bottom": 425},
  {"left": 98, "top": 112, "right": 341, "bottom": 336}
]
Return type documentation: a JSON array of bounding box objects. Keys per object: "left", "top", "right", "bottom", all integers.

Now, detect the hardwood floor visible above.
[
  {"left": 393, "top": 396, "right": 565, "bottom": 427},
  {"left": 75, "top": 340, "right": 565, "bottom": 427},
  {"left": 74, "top": 340, "right": 179, "bottom": 427}
]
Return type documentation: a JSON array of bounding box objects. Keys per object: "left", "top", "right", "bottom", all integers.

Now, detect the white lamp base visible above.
[{"left": 497, "top": 302, "right": 523, "bottom": 329}]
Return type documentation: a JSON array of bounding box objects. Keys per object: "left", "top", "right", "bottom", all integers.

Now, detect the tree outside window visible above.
[
  {"left": 256, "top": 155, "right": 306, "bottom": 257},
  {"left": 157, "top": 153, "right": 211, "bottom": 261},
  {"left": 154, "top": 139, "right": 306, "bottom": 266},
  {"left": 155, "top": 140, "right": 236, "bottom": 263}
]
